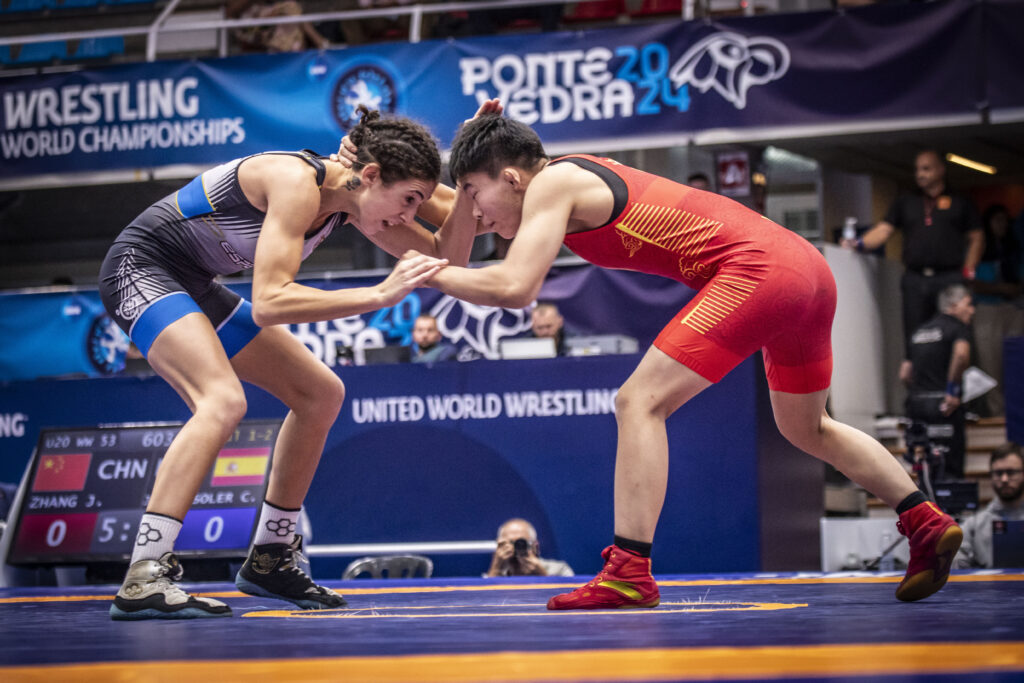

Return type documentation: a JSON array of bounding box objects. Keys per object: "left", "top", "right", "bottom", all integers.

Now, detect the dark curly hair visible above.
[
  {"left": 448, "top": 114, "right": 547, "bottom": 182},
  {"left": 346, "top": 106, "right": 441, "bottom": 184},
  {"left": 991, "top": 442, "right": 1022, "bottom": 467}
]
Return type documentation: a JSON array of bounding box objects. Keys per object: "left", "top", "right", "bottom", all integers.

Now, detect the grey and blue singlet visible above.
[{"left": 99, "top": 151, "right": 344, "bottom": 357}]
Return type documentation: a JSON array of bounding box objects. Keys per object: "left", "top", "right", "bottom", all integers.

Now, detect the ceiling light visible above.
[{"left": 945, "top": 153, "right": 996, "bottom": 175}]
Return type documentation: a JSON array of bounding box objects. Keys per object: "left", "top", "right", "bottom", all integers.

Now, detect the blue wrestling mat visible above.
[{"left": 2, "top": 571, "right": 1023, "bottom": 682}]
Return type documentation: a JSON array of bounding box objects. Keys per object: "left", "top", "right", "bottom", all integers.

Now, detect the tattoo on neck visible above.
[{"left": 345, "top": 177, "right": 361, "bottom": 191}]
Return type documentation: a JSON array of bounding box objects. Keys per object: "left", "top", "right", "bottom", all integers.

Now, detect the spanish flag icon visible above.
[
  {"left": 33, "top": 453, "right": 92, "bottom": 492},
  {"left": 211, "top": 448, "right": 270, "bottom": 487}
]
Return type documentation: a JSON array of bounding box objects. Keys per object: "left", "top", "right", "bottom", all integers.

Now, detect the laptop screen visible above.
[
  {"left": 362, "top": 345, "right": 412, "bottom": 365},
  {"left": 499, "top": 337, "right": 557, "bottom": 360},
  {"left": 933, "top": 481, "right": 979, "bottom": 516},
  {"left": 992, "top": 519, "right": 1024, "bottom": 569}
]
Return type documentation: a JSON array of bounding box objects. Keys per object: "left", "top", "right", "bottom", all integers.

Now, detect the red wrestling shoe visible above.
[
  {"left": 895, "top": 501, "right": 963, "bottom": 602},
  {"left": 547, "top": 545, "right": 660, "bottom": 610}
]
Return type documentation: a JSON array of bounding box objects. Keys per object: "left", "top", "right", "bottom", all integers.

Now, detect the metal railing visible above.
[
  {"left": 306, "top": 540, "right": 497, "bottom": 557},
  {"left": 0, "top": 0, "right": 762, "bottom": 60}
]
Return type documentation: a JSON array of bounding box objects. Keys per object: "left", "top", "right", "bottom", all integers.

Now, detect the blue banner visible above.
[
  {"left": 0, "top": 290, "right": 126, "bottom": 380},
  {"left": 0, "top": 263, "right": 695, "bottom": 381},
  {"left": 986, "top": 0, "right": 1024, "bottom": 117},
  {"left": 0, "top": 353, "right": 770, "bottom": 575},
  {"left": 0, "top": 0, "right": 1007, "bottom": 180}
]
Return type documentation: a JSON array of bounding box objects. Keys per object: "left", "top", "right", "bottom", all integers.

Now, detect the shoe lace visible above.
[
  {"left": 152, "top": 563, "right": 192, "bottom": 601},
  {"left": 280, "top": 536, "right": 328, "bottom": 593},
  {"left": 584, "top": 551, "right": 615, "bottom": 588},
  {"left": 281, "top": 540, "right": 308, "bottom": 575}
]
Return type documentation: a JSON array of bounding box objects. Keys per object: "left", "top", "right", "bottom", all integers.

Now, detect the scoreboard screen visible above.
[{"left": 7, "top": 420, "right": 281, "bottom": 565}]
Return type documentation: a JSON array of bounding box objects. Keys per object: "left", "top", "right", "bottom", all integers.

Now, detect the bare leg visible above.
[
  {"left": 230, "top": 325, "right": 348, "bottom": 609},
  {"left": 612, "top": 346, "right": 712, "bottom": 542},
  {"left": 547, "top": 346, "right": 708, "bottom": 610},
  {"left": 145, "top": 314, "right": 248, "bottom": 519},
  {"left": 230, "top": 324, "right": 345, "bottom": 508},
  {"left": 771, "top": 388, "right": 964, "bottom": 602},
  {"left": 770, "top": 388, "right": 917, "bottom": 508}
]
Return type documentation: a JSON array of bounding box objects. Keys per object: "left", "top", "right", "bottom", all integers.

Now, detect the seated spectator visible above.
[
  {"left": 686, "top": 172, "right": 711, "bottom": 192},
  {"left": 530, "top": 301, "right": 569, "bottom": 355},
  {"left": 971, "top": 204, "right": 1024, "bottom": 416},
  {"left": 955, "top": 442, "right": 1024, "bottom": 568},
  {"left": 227, "top": 0, "right": 329, "bottom": 53},
  {"left": 411, "top": 313, "right": 457, "bottom": 363},
  {"left": 485, "top": 518, "right": 573, "bottom": 577}
]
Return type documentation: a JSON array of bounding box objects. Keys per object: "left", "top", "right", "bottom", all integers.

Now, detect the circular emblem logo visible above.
[
  {"left": 88, "top": 314, "right": 127, "bottom": 375},
  {"left": 331, "top": 64, "right": 397, "bottom": 130}
]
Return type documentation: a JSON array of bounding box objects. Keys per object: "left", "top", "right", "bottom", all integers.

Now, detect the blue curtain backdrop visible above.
[{"left": 1, "top": 0, "right": 1016, "bottom": 181}]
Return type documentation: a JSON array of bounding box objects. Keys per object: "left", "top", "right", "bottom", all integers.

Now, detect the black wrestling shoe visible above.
[
  {"left": 235, "top": 535, "right": 347, "bottom": 610},
  {"left": 110, "top": 552, "right": 232, "bottom": 620}
]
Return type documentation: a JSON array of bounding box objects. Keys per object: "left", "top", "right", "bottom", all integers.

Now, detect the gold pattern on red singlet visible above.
[
  {"left": 615, "top": 203, "right": 722, "bottom": 275},
  {"left": 619, "top": 232, "right": 643, "bottom": 256},
  {"left": 680, "top": 258, "right": 711, "bottom": 280},
  {"left": 680, "top": 273, "right": 759, "bottom": 335}
]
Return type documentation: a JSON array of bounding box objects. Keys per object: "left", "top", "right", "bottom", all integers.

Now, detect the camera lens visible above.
[{"left": 513, "top": 538, "right": 529, "bottom": 555}]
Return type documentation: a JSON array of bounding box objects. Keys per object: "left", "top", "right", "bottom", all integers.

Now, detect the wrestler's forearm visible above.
[
  {"left": 431, "top": 264, "right": 538, "bottom": 309},
  {"left": 252, "top": 280, "right": 388, "bottom": 326},
  {"left": 429, "top": 190, "right": 479, "bottom": 267}
]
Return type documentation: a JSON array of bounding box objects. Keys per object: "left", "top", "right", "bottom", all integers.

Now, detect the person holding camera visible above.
[
  {"left": 484, "top": 518, "right": 574, "bottom": 577},
  {"left": 903, "top": 284, "right": 976, "bottom": 480}
]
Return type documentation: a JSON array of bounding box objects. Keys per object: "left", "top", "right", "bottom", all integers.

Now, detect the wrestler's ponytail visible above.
[{"left": 345, "top": 106, "right": 441, "bottom": 184}]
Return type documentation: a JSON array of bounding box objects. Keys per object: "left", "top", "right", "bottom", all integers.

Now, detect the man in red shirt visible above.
[{"left": 419, "top": 111, "right": 961, "bottom": 607}]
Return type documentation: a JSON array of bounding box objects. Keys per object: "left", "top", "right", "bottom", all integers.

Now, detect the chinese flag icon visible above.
[{"left": 33, "top": 453, "right": 91, "bottom": 492}]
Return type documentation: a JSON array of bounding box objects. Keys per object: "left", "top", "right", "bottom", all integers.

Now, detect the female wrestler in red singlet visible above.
[{"left": 423, "top": 111, "right": 961, "bottom": 607}]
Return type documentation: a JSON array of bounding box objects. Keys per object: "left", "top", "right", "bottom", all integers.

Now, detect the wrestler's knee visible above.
[
  {"left": 775, "top": 413, "right": 827, "bottom": 454},
  {"left": 615, "top": 380, "right": 669, "bottom": 423},
  {"left": 316, "top": 371, "right": 345, "bottom": 420},
  {"left": 196, "top": 380, "right": 248, "bottom": 430},
  {"left": 293, "top": 368, "right": 345, "bottom": 424}
]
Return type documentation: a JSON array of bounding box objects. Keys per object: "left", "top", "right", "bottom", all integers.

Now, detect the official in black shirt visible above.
[
  {"left": 843, "top": 150, "right": 983, "bottom": 362},
  {"left": 904, "top": 284, "right": 975, "bottom": 479}
]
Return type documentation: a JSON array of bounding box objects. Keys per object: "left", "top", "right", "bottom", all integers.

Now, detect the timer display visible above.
[{"left": 7, "top": 420, "right": 280, "bottom": 565}]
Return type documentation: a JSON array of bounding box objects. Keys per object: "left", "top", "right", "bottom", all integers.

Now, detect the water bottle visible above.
[
  {"left": 879, "top": 532, "right": 895, "bottom": 572},
  {"left": 842, "top": 217, "right": 858, "bottom": 243}
]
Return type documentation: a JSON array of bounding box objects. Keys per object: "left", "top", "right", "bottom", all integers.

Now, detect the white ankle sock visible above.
[
  {"left": 252, "top": 501, "right": 300, "bottom": 546},
  {"left": 130, "top": 513, "right": 182, "bottom": 564}
]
